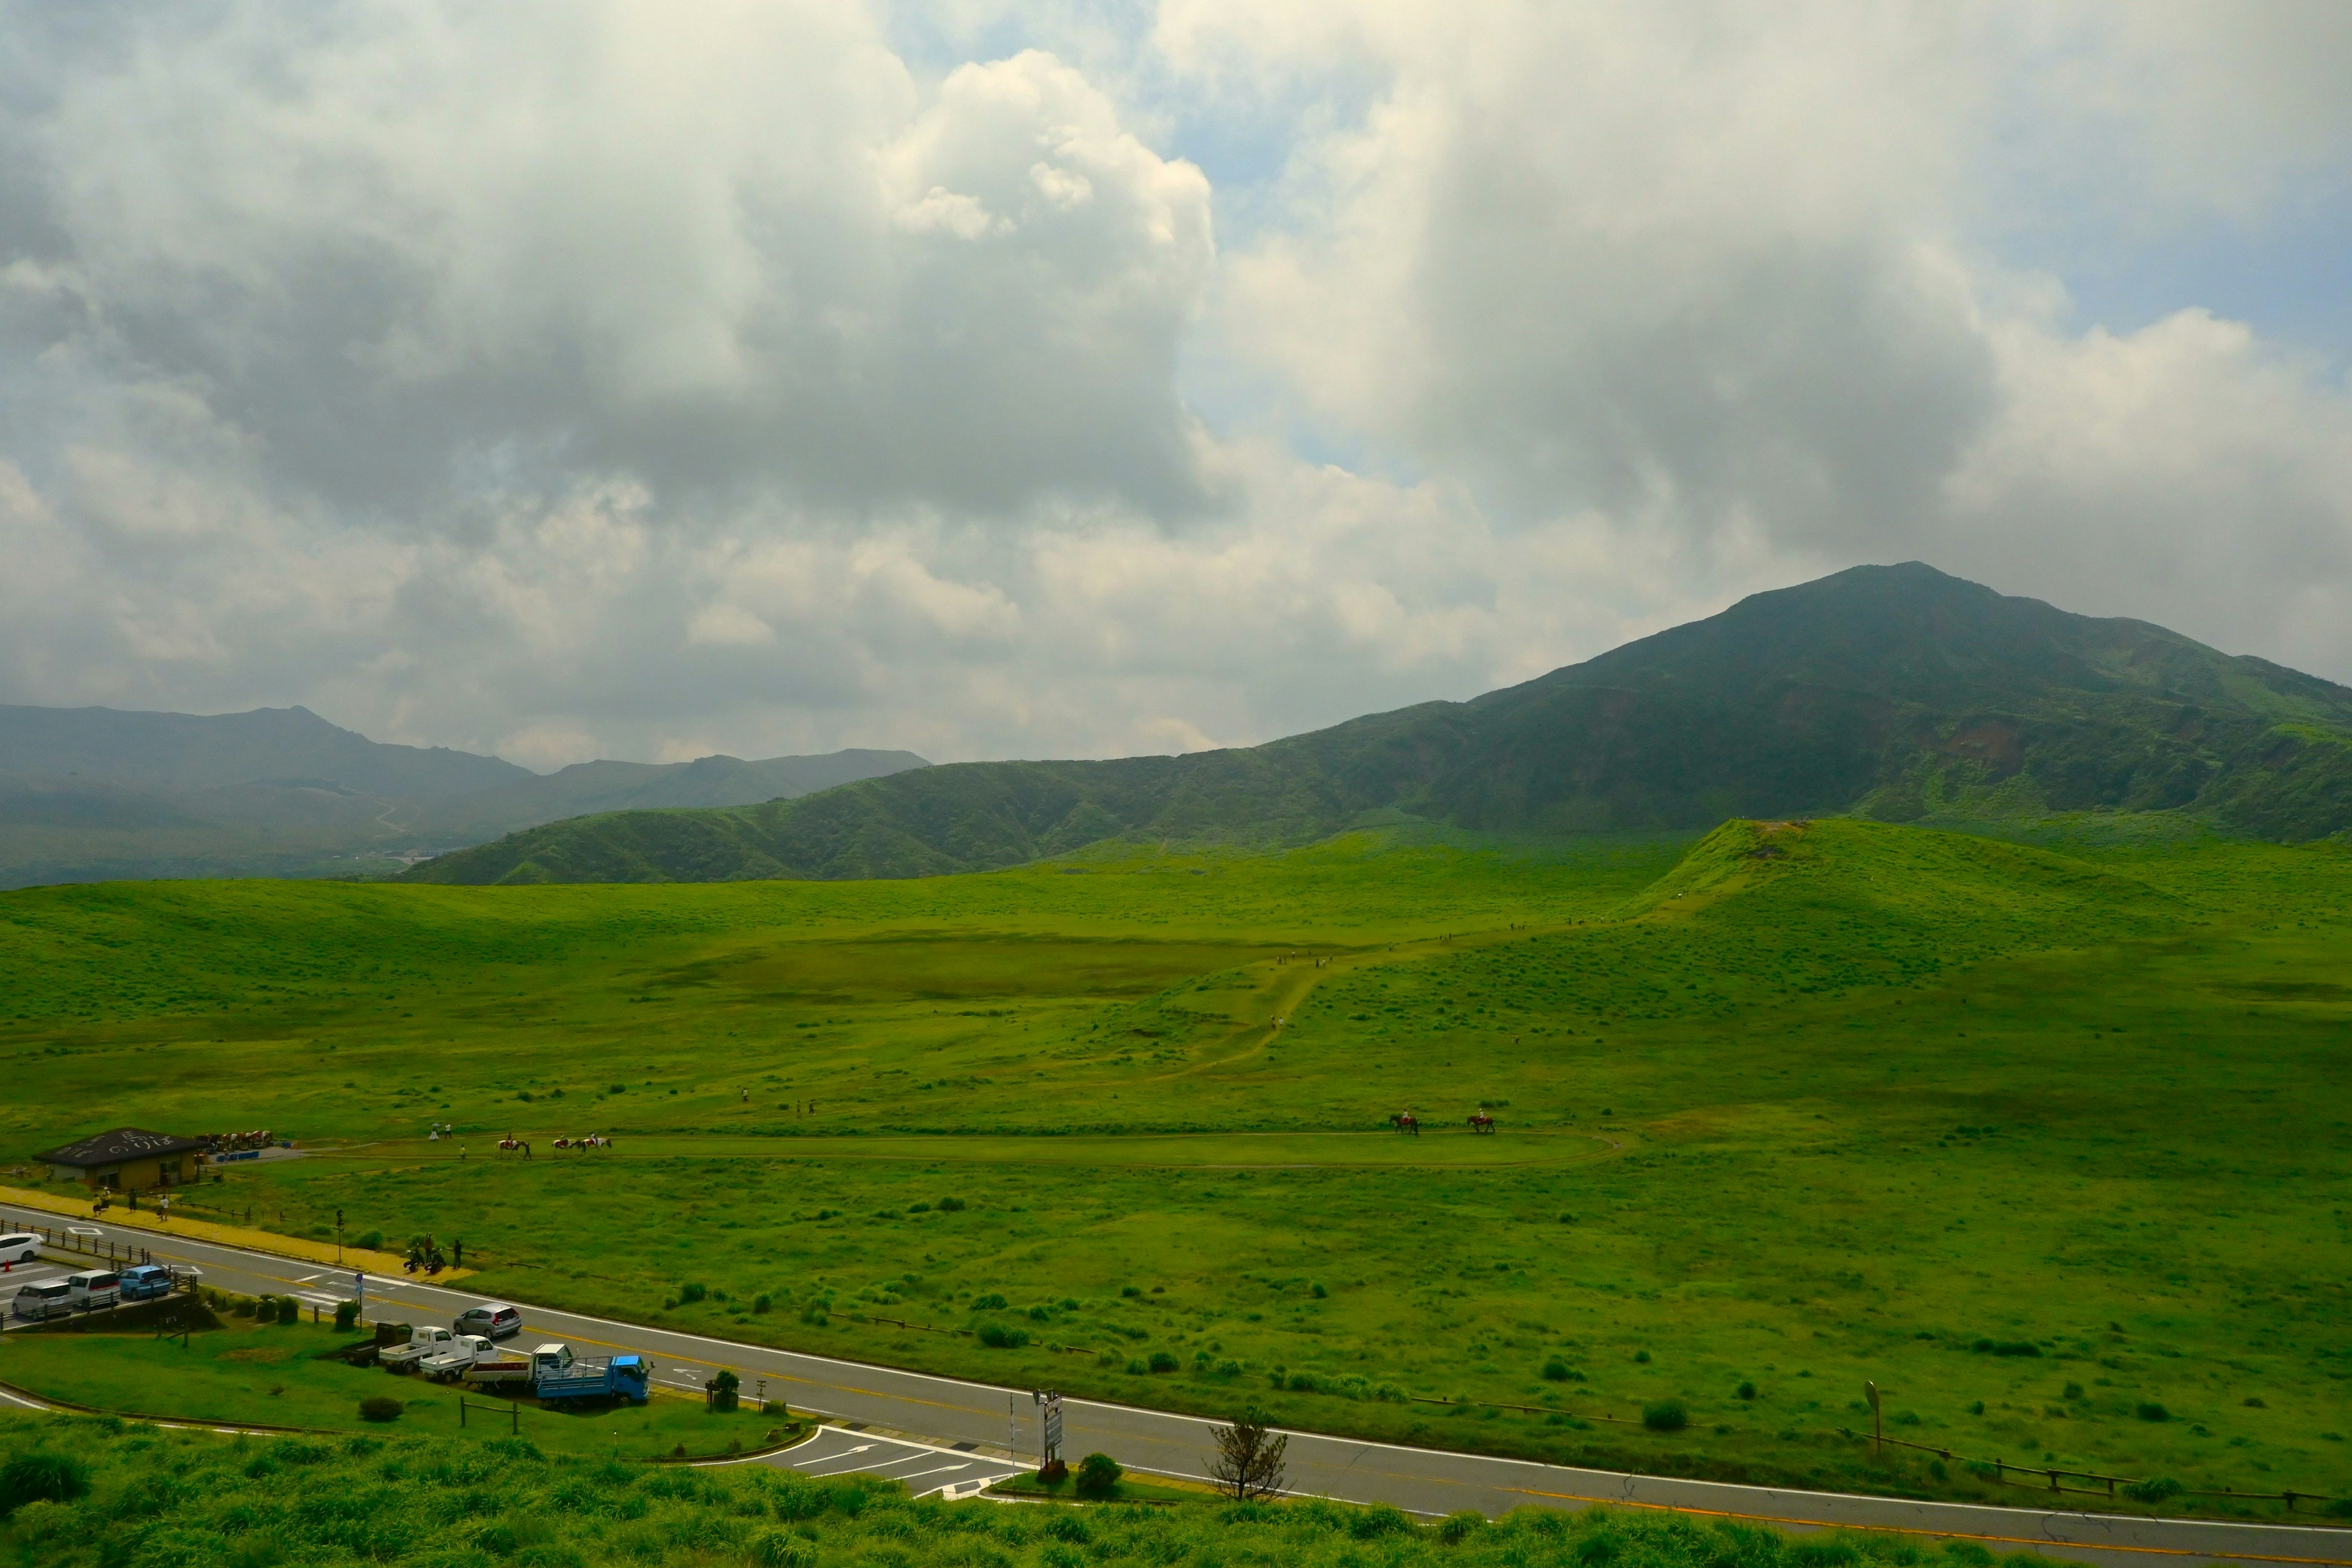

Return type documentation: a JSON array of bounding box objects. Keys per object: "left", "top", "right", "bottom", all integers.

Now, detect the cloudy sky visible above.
[{"left": 4, "top": 2, "right": 2350, "bottom": 769}]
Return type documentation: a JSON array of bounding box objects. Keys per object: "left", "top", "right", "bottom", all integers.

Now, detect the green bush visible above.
[
  {"left": 1147, "top": 1351, "right": 1178, "bottom": 1373},
  {"left": 1642, "top": 1400, "right": 1689, "bottom": 1433},
  {"left": 748, "top": 1527, "right": 815, "bottom": 1567},
  {"left": 277, "top": 1295, "right": 301, "bottom": 1325},
  {"left": 678, "top": 1283, "right": 708, "bottom": 1305},
  {"left": 1972, "top": 1340, "right": 2040, "bottom": 1357},
  {"left": 1076, "top": 1451, "right": 1123, "bottom": 1496},
  {"left": 334, "top": 1300, "right": 360, "bottom": 1332},
  {"left": 0, "top": 1452, "right": 89, "bottom": 1515},
  {"left": 973, "top": 1292, "right": 1008, "bottom": 1310},
  {"left": 753, "top": 1293, "right": 773, "bottom": 1314},
  {"left": 978, "top": 1322, "right": 1030, "bottom": 1349},
  {"left": 1736, "top": 1381, "right": 1757, "bottom": 1401},
  {"left": 936, "top": 1196, "right": 967, "bottom": 1212},
  {"left": 1543, "top": 1357, "right": 1572, "bottom": 1381},
  {"left": 2123, "top": 1477, "right": 2182, "bottom": 1503},
  {"left": 2135, "top": 1403, "right": 2169, "bottom": 1423},
  {"left": 355, "top": 1229, "right": 383, "bottom": 1250},
  {"left": 358, "top": 1396, "right": 404, "bottom": 1423}
]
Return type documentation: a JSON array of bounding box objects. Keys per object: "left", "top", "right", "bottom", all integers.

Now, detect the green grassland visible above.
[
  {"left": 2, "top": 822, "right": 2349, "bottom": 1513},
  {"left": 0, "top": 1316, "right": 793, "bottom": 1461},
  {"left": 0, "top": 1412, "right": 2085, "bottom": 1568}
]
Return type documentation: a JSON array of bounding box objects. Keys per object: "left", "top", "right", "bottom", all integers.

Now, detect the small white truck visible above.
[
  {"left": 418, "top": 1333, "right": 496, "bottom": 1381},
  {"left": 379, "top": 1325, "right": 456, "bottom": 1370}
]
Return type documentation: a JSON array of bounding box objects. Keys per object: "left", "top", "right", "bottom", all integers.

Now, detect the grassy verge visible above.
[
  {"left": 0, "top": 1408, "right": 2095, "bottom": 1568},
  {"left": 987, "top": 1470, "right": 1213, "bottom": 1504},
  {"left": 0, "top": 1315, "right": 799, "bottom": 1460}
]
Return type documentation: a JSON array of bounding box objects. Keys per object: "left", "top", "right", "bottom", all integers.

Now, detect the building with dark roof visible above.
[{"left": 33, "top": 1128, "right": 206, "bottom": 1191}]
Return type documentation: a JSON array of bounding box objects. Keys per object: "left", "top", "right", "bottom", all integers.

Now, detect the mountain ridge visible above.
[
  {"left": 0, "top": 704, "right": 929, "bottom": 889},
  {"left": 406, "top": 563, "right": 2352, "bottom": 886}
]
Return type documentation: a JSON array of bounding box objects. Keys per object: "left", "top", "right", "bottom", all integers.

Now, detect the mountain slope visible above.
[
  {"left": 406, "top": 563, "right": 2352, "bottom": 886},
  {"left": 0, "top": 702, "right": 929, "bottom": 888}
]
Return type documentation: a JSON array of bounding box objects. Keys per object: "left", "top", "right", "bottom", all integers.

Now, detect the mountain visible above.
[
  {"left": 0, "top": 703, "right": 929, "bottom": 888},
  {"left": 405, "top": 564, "right": 2352, "bottom": 886}
]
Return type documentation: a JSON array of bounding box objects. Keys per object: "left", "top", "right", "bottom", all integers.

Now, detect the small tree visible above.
[
  {"left": 1075, "top": 1452, "right": 1122, "bottom": 1498},
  {"left": 707, "top": 1368, "right": 741, "bottom": 1413},
  {"left": 277, "top": 1295, "right": 301, "bottom": 1325},
  {"left": 1207, "top": 1403, "right": 1287, "bottom": 1501},
  {"left": 334, "top": 1300, "right": 360, "bottom": 1332}
]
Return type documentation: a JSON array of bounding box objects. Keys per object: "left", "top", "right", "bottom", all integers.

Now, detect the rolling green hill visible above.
[{"left": 409, "top": 563, "right": 2352, "bottom": 884}]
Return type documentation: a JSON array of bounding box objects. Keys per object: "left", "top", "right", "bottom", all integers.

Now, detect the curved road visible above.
[{"left": 7, "top": 1218, "right": 2345, "bottom": 1568}]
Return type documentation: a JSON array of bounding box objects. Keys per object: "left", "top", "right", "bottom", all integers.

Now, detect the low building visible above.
[{"left": 33, "top": 1128, "right": 208, "bottom": 1192}]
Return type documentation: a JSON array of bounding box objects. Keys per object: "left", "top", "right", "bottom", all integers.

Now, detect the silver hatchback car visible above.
[{"left": 453, "top": 1302, "right": 524, "bottom": 1340}]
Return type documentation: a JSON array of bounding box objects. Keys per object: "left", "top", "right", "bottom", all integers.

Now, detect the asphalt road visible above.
[{"left": 8, "top": 1219, "right": 2348, "bottom": 1568}]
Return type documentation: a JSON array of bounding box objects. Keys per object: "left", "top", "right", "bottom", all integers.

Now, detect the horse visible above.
[
  {"left": 497, "top": 1136, "right": 522, "bottom": 1155},
  {"left": 1389, "top": 1111, "right": 1420, "bottom": 1136},
  {"left": 1468, "top": 1110, "right": 1496, "bottom": 1135}
]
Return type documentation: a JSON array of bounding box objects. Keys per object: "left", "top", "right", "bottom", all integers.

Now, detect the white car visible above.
[{"left": 0, "top": 1232, "right": 40, "bottom": 1265}]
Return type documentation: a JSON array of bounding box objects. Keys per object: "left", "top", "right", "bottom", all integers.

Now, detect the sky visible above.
[{"left": 2, "top": 2, "right": 2350, "bottom": 771}]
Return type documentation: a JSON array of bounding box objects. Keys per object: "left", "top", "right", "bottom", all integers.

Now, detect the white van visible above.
[
  {"left": 0, "top": 1232, "right": 40, "bottom": 1265},
  {"left": 11, "top": 1280, "right": 71, "bottom": 1321},
  {"left": 64, "top": 1270, "right": 119, "bottom": 1310}
]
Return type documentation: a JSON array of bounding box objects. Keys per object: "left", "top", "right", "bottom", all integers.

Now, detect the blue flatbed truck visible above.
[{"left": 529, "top": 1343, "right": 650, "bottom": 1404}]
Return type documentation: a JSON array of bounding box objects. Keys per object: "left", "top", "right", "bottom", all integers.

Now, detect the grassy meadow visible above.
[
  {"left": 0, "top": 1411, "right": 2087, "bottom": 1568},
  {"left": 1, "top": 821, "right": 2349, "bottom": 1512}
]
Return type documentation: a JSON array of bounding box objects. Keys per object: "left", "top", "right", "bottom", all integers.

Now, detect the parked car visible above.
[
  {"left": 420, "top": 1334, "right": 496, "bottom": 1381},
  {"left": 0, "top": 1232, "right": 40, "bottom": 1265},
  {"left": 10, "top": 1280, "right": 72, "bottom": 1321},
  {"left": 380, "top": 1325, "right": 456, "bottom": 1370},
  {"left": 118, "top": 1264, "right": 175, "bottom": 1301},
  {"left": 453, "top": 1302, "right": 524, "bottom": 1340},
  {"left": 63, "top": 1270, "right": 119, "bottom": 1310}
]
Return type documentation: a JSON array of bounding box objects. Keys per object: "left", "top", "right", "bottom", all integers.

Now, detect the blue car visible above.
[{"left": 118, "top": 1264, "right": 175, "bottom": 1301}]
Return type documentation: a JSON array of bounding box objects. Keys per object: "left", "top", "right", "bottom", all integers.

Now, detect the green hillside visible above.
[
  {"left": 7, "top": 820, "right": 2349, "bottom": 1507},
  {"left": 407, "top": 564, "right": 2352, "bottom": 886}
]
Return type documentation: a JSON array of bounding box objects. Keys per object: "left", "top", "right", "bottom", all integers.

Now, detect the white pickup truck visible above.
[
  {"left": 379, "top": 1325, "right": 456, "bottom": 1370},
  {"left": 419, "top": 1333, "right": 495, "bottom": 1381}
]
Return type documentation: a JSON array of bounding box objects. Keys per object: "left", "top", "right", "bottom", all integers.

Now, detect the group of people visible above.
[{"left": 402, "top": 1234, "right": 462, "bottom": 1274}]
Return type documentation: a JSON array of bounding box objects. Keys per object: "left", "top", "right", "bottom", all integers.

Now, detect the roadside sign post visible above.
[
  {"left": 1865, "top": 1380, "right": 1882, "bottom": 1454},
  {"left": 1033, "top": 1390, "right": 1063, "bottom": 1469}
]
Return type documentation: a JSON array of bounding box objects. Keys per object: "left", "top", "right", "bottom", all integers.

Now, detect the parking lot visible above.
[{"left": 741, "top": 1425, "right": 1025, "bottom": 1499}]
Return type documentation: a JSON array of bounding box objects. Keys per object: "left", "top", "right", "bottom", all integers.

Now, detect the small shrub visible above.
[
  {"left": 277, "top": 1295, "right": 301, "bottom": 1325},
  {"left": 678, "top": 1283, "right": 708, "bottom": 1305},
  {"left": 334, "top": 1300, "right": 360, "bottom": 1332},
  {"left": 1310, "top": 1282, "right": 1328, "bottom": 1298},
  {"left": 1642, "top": 1400, "right": 1689, "bottom": 1433},
  {"left": 1128, "top": 1359, "right": 1147, "bottom": 1375},
  {"left": 1634, "top": 1349, "right": 1651, "bottom": 1363},
  {"left": 973, "top": 1292, "right": 1008, "bottom": 1310},
  {"left": 753, "top": 1294, "right": 772, "bottom": 1314},
  {"left": 1286, "top": 1371, "right": 1319, "bottom": 1393},
  {"left": 1972, "top": 1340, "right": 2039, "bottom": 1357},
  {"left": 1148, "top": 1351, "right": 1180, "bottom": 1374},
  {"left": 1215, "top": 1359, "right": 1243, "bottom": 1379},
  {"left": 359, "top": 1396, "right": 404, "bottom": 1423},
  {"left": 908, "top": 1202, "right": 931, "bottom": 1213},
  {"left": 356, "top": 1229, "right": 384, "bottom": 1250},
  {"left": 1736, "top": 1381, "right": 1757, "bottom": 1401},
  {"left": 2123, "top": 1477, "right": 2183, "bottom": 1503},
  {"left": 0, "top": 1452, "right": 91, "bottom": 1515},
  {"left": 978, "top": 1322, "right": 1030, "bottom": 1349},
  {"left": 937, "top": 1196, "right": 966, "bottom": 1212},
  {"left": 2064, "top": 1382, "right": 2084, "bottom": 1400},
  {"left": 1438, "top": 1511, "right": 1484, "bottom": 1543},
  {"left": 747, "top": 1528, "right": 814, "bottom": 1567},
  {"left": 2242, "top": 1396, "right": 2266, "bottom": 1408},
  {"left": 1121, "top": 1285, "right": 1142, "bottom": 1298},
  {"left": 2136, "top": 1403, "right": 2169, "bottom": 1423},
  {"left": 1943, "top": 1544, "right": 1994, "bottom": 1567},
  {"left": 1543, "top": 1358, "right": 1572, "bottom": 1382},
  {"left": 1075, "top": 1452, "right": 1123, "bottom": 1496}
]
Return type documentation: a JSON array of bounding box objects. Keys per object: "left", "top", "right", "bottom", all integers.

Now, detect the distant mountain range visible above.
[
  {"left": 407, "top": 563, "right": 2352, "bottom": 885},
  {"left": 0, "top": 704, "right": 926, "bottom": 888}
]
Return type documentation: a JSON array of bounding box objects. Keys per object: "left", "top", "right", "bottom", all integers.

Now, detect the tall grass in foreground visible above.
[{"left": 0, "top": 1410, "right": 2078, "bottom": 1568}]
